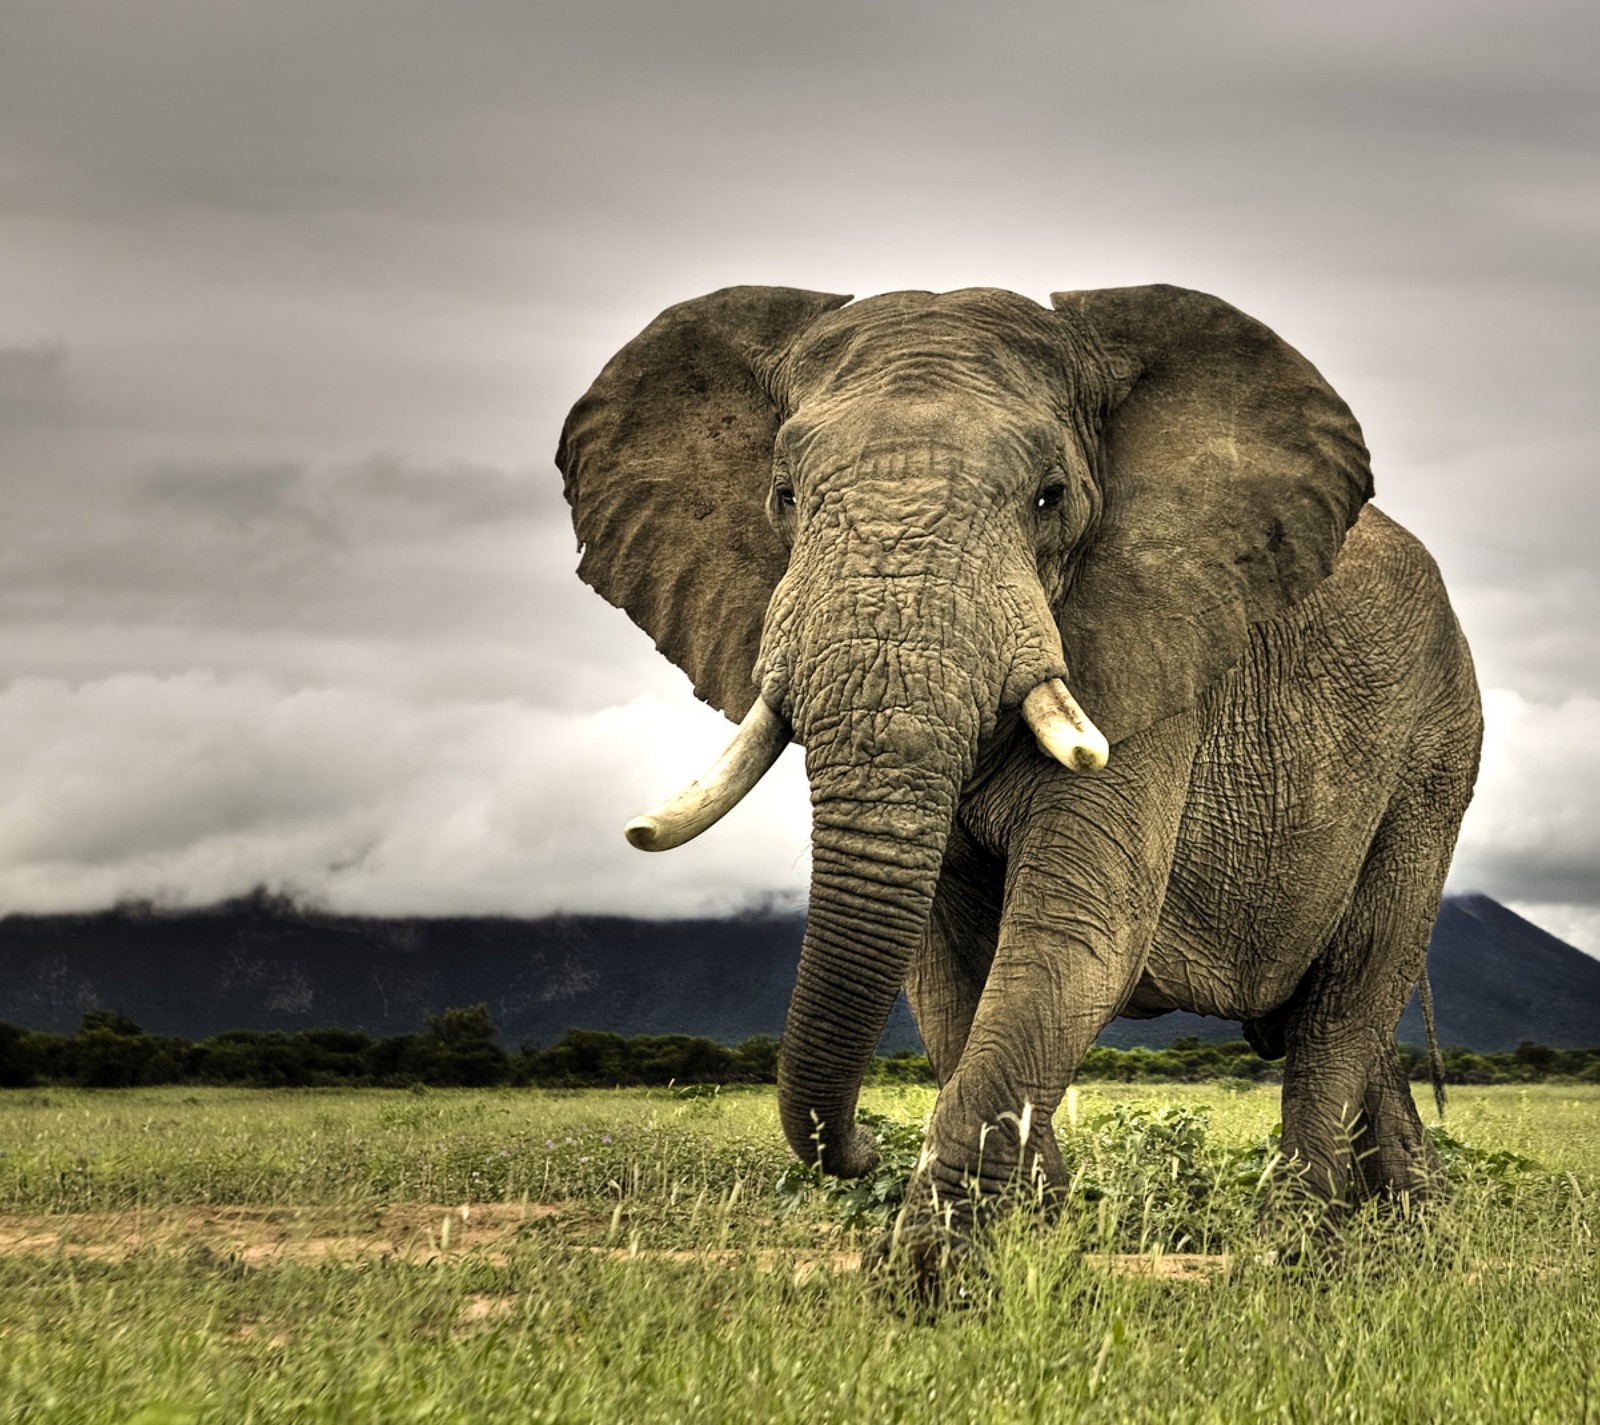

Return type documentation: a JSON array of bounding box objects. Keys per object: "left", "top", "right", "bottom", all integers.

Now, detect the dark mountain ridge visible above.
[{"left": 1, "top": 890, "right": 1594, "bottom": 1053}]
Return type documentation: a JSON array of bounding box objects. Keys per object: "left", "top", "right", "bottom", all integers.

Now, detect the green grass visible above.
[
  {"left": 1, "top": 1083, "right": 1596, "bottom": 1422},
  {"left": 0, "top": 1082, "right": 795, "bottom": 1221}
]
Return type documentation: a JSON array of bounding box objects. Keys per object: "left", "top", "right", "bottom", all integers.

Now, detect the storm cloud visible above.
[{"left": 1, "top": 1, "right": 1596, "bottom": 948}]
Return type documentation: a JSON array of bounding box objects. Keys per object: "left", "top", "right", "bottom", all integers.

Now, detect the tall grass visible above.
[{"left": 1, "top": 1083, "right": 1595, "bottom": 1422}]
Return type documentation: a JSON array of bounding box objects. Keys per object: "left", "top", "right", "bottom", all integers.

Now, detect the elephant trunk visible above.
[
  {"left": 777, "top": 733, "right": 961, "bottom": 1177},
  {"left": 749, "top": 450, "right": 1103, "bottom": 1176},
  {"left": 762, "top": 510, "right": 1088, "bottom": 1174}
]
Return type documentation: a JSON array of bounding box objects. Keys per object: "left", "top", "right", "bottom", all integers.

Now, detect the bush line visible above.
[{"left": 2, "top": 1010, "right": 1597, "bottom": 1090}]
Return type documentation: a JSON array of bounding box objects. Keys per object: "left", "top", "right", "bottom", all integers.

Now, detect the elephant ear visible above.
[
  {"left": 557, "top": 286, "right": 852, "bottom": 720},
  {"left": 1050, "top": 284, "right": 1374, "bottom": 744}
]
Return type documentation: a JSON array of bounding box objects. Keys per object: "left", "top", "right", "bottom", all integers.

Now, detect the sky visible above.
[{"left": 1, "top": 0, "right": 1597, "bottom": 953}]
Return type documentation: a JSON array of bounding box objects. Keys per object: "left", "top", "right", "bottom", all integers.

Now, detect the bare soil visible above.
[
  {"left": 0, "top": 1202, "right": 557, "bottom": 1268},
  {"left": 0, "top": 1204, "right": 1231, "bottom": 1281}
]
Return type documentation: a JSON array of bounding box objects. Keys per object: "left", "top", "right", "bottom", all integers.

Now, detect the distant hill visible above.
[
  {"left": 0, "top": 890, "right": 1595, "bottom": 1053},
  {"left": 1396, "top": 893, "right": 1600, "bottom": 1052}
]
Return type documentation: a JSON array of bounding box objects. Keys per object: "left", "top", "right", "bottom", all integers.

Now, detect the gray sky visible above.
[{"left": 1, "top": 0, "right": 1597, "bottom": 952}]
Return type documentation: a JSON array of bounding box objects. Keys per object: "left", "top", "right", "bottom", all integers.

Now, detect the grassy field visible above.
[{"left": 1, "top": 1082, "right": 1595, "bottom": 1423}]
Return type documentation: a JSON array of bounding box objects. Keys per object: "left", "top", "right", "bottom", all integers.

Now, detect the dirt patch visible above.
[
  {"left": 0, "top": 1205, "right": 1233, "bottom": 1282},
  {"left": 589, "top": 1243, "right": 862, "bottom": 1283},
  {"left": 1097, "top": 1251, "right": 1234, "bottom": 1280},
  {"left": 0, "top": 1202, "right": 562, "bottom": 1267}
]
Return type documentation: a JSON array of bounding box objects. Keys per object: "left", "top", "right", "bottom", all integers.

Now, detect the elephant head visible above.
[{"left": 557, "top": 285, "right": 1371, "bottom": 1176}]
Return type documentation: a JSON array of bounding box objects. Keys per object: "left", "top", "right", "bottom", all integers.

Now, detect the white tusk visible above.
[
  {"left": 1022, "top": 678, "right": 1110, "bottom": 773},
  {"left": 624, "top": 698, "right": 791, "bottom": 852}
]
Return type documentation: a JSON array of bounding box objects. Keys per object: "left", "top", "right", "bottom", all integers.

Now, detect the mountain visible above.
[
  {"left": 0, "top": 891, "right": 824, "bottom": 1048},
  {"left": 0, "top": 890, "right": 1595, "bottom": 1053},
  {"left": 1395, "top": 893, "right": 1600, "bottom": 1052}
]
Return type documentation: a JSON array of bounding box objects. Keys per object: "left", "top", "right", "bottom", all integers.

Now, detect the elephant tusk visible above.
[
  {"left": 1022, "top": 678, "right": 1110, "bottom": 773},
  {"left": 624, "top": 697, "right": 791, "bottom": 852}
]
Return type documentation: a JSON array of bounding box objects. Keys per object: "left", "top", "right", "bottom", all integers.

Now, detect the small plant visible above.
[
  {"left": 1223, "top": 1120, "right": 1285, "bottom": 1189},
  {"left": 1427, "top": 1125, "right": 1541, "bottom": 1180},
  {"left": 1066, "top": 1102, "right": 1255, "bottom": 1252},
  {"left": 1213, "top": 1075, "right": 1258, "bottom": 1094},
  {"left": 775, "top": 1109, "right": 927, "bottom": 1230}
]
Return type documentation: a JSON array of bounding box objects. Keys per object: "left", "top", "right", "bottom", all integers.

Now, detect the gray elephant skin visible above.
[{"left": 557, "top": 284, "right": 1481, "bottom": 1258}]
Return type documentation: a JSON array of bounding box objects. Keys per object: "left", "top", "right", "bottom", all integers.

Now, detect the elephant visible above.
[{"left": 556, "top": 283, "right": 1481, "bottom": 1269}]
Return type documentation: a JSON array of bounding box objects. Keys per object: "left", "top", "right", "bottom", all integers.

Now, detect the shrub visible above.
[{"left": 0, "top": 1021, "right": 36, "bottom": 1088}]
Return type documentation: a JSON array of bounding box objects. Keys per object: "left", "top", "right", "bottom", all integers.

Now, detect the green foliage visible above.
[
  {"left": 778, "top": 1094, "right": 1561, "bottom": 1257},
  {"left": 775, "top": 1101, "right": 1269, "bottom": 1250},
  {"left": 72, "top": 1012, "right": 190, "bottom": 1088},
  {"left": 775, "top": 1108, "right": 928, "bottom": 1229},
  {"left": 79, "top": 1009, "right": 145, "bottom": 1037},
  {"left": 1068, "top": 1103, "right": 1245, "bottom": 1251},
  {"left": 196, "top": 1031, "right": 319, "bottom": 1087},
  {"left": 1434, "top": 1042, "right": 1600, "bottom": 1084},
  {"left": 5, "top": 1015, "right": 1600, "bottom": 1095},
  {"left": 864, "top": 1050, "right": 936, "bottom": 1086},
  {"left": 0, "top": 1010, "right": 508, "bottom": 1090},
  {"left": 513, "top": 1030, "right": 757, "bottom": 1087},
  {"left": 1427, "top": 1124, "right": 1542, "bottom": 1180},
  {"left": 730, "top": 1034, "right": 780, "bottom": 1081},
  {"left": 1078, "top": 1039, "right": 1283, "bottom": 1082},
  {"left": 424, "top": 1003, "right": 497, "bottom": 1047}
]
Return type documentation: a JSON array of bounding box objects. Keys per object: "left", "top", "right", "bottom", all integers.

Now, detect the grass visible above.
[{"left": 0, "top": 1082, "right": 1596, "bottom": 1422}]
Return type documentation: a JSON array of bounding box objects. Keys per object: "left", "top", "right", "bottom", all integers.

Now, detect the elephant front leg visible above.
[
  {"left": 883, "top": 714, "right": 1199, "bottom": 1269},
  {"left": 866, "top": 942, "right": 1095, "bottom": 1296}
]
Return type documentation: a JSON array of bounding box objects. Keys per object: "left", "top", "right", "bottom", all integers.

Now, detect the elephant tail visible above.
[{"left": 1419, "top": 969, "right": 1447, "bottom": 1119}]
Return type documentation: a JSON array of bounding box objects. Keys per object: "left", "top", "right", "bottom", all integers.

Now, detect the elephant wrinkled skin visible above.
[{"left": 557, "top": 284, "right": 1481, "bottom": 1262}]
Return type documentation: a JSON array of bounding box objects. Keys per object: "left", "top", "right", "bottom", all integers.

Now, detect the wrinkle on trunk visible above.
[{"left": 777, "top": 759, "right": 962, "bottom": 1178}]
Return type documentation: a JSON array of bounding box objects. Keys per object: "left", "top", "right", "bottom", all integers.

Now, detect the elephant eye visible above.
[
  {"left": 774, "top": 480, "right": 797, "bottom": 510},
  {"left": 1034, "top": 482, "right": 1066, "bottom": 513}
]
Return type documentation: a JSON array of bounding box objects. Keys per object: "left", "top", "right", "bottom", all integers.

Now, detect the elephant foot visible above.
[
  {"left": 1356, "top": 1172, "right": 1449, "bottom": 1220},
  {"left": 863, "top": 1215, "right": 987, "bottom": 1317},
  {"left": 1351, "top": 1144, "right": 1449, "bottom": 1210},
  {"left": 1253, "top": 1222, "right": 1346, "bottom": 1277},
  {"left": 1346, "top": 1192, "right": 1460, "bottom": 1278},
  {"left": 1256, "top": 1187, "right": 1449, "bottom": 1278},
  {"left": 1261, "top": 1128, "right": 1446, "bottom": 1270},
  {"left": 1253, "top": 1160, "right": 1353, "bottom": 1274}
]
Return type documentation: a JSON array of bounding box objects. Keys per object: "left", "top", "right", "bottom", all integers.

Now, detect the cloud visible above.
[
  {"left": 0, "top": 672, "right": 809, "bottom": 919},
  {"left": 0, "top": 422, "right": 579, "bottom": 691},
  {"left": 1451, "top": 688, "right": 1600, "bottom": 950},
  {"left": 0, "top": 0, "right": 1593, "bottom": 955},
  {"left": 0, "top": 342, "right": 71, "bottom": 424}
]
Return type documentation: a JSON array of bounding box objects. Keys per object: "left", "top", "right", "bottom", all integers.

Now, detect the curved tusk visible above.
[
  {"left": 1022, "top": 678, "right": 1110, "bottom": 773},
  {"left": 624, "top": 698, "right": 791, "bottom": 852}
]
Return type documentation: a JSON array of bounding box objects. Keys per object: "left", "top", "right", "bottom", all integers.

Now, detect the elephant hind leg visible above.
[
  {"left": 1351, "top": 1041, "right": 1444, "bottom": 1204},
  {"left": 1278, "top": 794, "right": 1461, "bottom": 1215}
]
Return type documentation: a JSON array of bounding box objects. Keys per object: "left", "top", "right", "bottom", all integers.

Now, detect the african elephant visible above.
[{"left": 557, "top": 284, "right": 1481, "bottom": 1262}]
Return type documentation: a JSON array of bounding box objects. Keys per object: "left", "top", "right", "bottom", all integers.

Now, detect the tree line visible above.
[{"left": 2, "top": 1011, "right": 1597, "bottom": 1090}]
